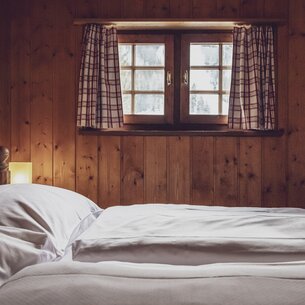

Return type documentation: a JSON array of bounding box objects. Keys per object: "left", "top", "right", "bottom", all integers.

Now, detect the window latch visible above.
[
  {"left": 183, "top": 70, "right": 189, "bottom": 86},
  {"left": 167, "top": 71, "right": 172, "bottom": 86}
]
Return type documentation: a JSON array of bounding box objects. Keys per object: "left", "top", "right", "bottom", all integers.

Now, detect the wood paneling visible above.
[
  {"left": 53, "top": 0, "right": 76, "bottom": 190},
  {"left": 192, "top": 0, "right": 217, "bottom": 18},
  {"left": 144, "top": 137, "right": 167, "bottom": 203},
  {"left": 216, "top": 0, "right": 239, "bottom": 18},
  {"left": 168, "top": 136, "right": 191, "bottom": 203},
  {"left": 239, "top": 138, "right": 262, "bottom": 206},
  {"left": 76, "top": 135, "right": 98, "bottom": 202},
  {"left": 145, "top": 0, "right": 170, "bottom": 18},
  {"left": 191, "top": 137, "right": 214, "bottom": 205},
  {"left": 4, "top": 0, "right": 305, "bottom": 207},
  {"left": 240, "top": 0, "right": 264, "bottom": 18},
  {"left": 287, "top": 0, "right": 305, "bottom": 207},
  {"left": 214, "top": 137, "right": 239, "bottom": 206},
  {"left": 0, "top": 0, "right": 10, "bottom": 149},
  {"left": 121, "top": 136, "right": 144, "bottom": 204},
  {"left": 10, "top": 0, "right": 30, "bottom": 161},
  {"left": 99, "top": 136, "right": 121, "bottom": 207},
  {"left": 30, "top": 0, "right": 54, "bottom": 185}
]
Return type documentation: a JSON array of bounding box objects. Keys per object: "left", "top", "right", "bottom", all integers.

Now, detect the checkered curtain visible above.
[
  {"left": 77, "top": 24, "right": 123, "bottom": 129},
  {"left": 228, "top": 26, "right": 276, "bottom": 130}
]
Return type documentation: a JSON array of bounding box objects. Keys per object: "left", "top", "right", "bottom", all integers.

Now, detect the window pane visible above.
[
  {"left": 190, "top": 94, "right": 218, "bottom": 115},
  {"left": 135, "top": 70, "right": 164, "bottom": 91},
  {"left": 135, "top": 94, "right": 164, "bottom": 115},
  {"left": 190, "top": 44, "right": 219, "bottom": 66},
  {"left": 222, "top": 95, "right": 229, "bottom": 115},
  {"left": 120, "top": 70, "right": 132, "bottom": 91},
  {"left": 190, "top": 70, "right": 219, "bottom": 91},
  {"left": 222, "top": 70, "right": 232, "bottom": 91},
  {"left": 119, "top": 45, "right": 132, "bottom": 66},
  {"left": 122, "top": 94, "right": 132, "bottom": 114},
  {"left": 223, "top": 44, "right": 233, "bottom": 66},
  {"left": 135, "top": 45, "right": 165, "bottom": 66}
]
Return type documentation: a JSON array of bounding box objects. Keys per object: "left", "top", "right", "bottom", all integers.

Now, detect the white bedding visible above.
[
  {"left": 1, "top": 260, "right": 305, "bottom": 305},
  {"left": 72, "top": 204, "right": 305, "bottom": 264}
]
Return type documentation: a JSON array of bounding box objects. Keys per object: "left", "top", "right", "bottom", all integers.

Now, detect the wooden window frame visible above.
[
  {"left": 118, "top": 34, "right": 174, "bottom": 125},
  {"left": 180, "top": 33, "right": 233, "bottom": 125}
]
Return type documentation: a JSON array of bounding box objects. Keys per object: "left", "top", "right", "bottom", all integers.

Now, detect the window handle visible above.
[
  {"left": 167, "top": 71, "right": 172, "bottom": 86},
  {"left": 183, "top": 70, "right": 189, "bottom": 86}
]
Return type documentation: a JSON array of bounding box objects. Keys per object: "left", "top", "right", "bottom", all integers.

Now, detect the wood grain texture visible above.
[
  {"left": 191, "top": 137, "right": 214, "bottom": 205},
  {"left": 239, "top": 138, "right": 262, "bottom": 206},
  {"left": 122, "top": 0, "right": 144, "bottom": 18},
  {"left": 76, "top": 135, "right": 98, "bottom": 202},
  {"left": 216, "top": 0, "right": 240, "bottom": 18},
  {"left": 99, "top": 136, "right": 121, "bottom": 207},
  {"left": 262, "top": 138, "right": 286, "bottom": 207},
  {"left": 5, "top": 0, "right": 304, "bottom": 208},
  {"left": 214, "top": 137, "right": 239, "bottom": 206},
  {"left": 53, "top": 0, "right": 76, "bottom": 190},
  {"left": 240, "top": 0, "right": 264, "bottom": 18},
  {"left": 264, "top": 0, "right": 287, "bottom": 18},
  {"left": 287, "top": 0, "right": 305, "bottom": 207},
  {"left": 145, "top": 0, "right": 170, "bottom": 18},
  {"left": 170, "top": 0, "right": 192, "bottom": 18},
  {"left": 30, "top": 0, "right": 55, "bottom": 185},
  {"left": 192, "top": 0, "right": 217, "bottom": 18},
  {"left": 0, "top": 0, "right": 10, "bottom": 149},
  {"left": 75, "top": 0, "right": 99, "bottom": 18},
  {"left": 99, "top": 0, "right": 122, "bottom": 18},
  {"left": 121, "top": 136, "right": 144, "bottom": 204},
  {"left": 168, "top": 136, "right": 191, "bottom": 203},
  {"left": 10, "top": 0, "right": 31, "bottom": 162},
  {"left": 144, "top": 137, "right": 167, "bottom": 203}
]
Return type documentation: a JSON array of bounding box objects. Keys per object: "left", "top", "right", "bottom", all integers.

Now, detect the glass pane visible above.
[
  {"left": 119, "top": 45, "right": 132, "bottom": 66},
  {"left": 135, "top": 94, "right": 164, "bottom": 115},
  {"left": 135, "top": 70, "right": 164, "bottom": 91},
  {"left": 222, "top": 95, "right": 229, "bottom": 115},
  {"left": 135, "top": 44, "right": 165, "bottom": 66},
  {"left": 223, "top": 44, "right": 233, "bottom": 66},
  {"left": 190, "top": 70, "right": 219, "bottom": 91},
  {"left": 190, "top": 94, "right": 219, "bottom": 115},
  {"left": 190, "top": 44, "right": 219, "bottom": 66},
  {"left": 122, "top": 94, "right": 132, "bottom": 114},
  {"left": 222, "top": 70, "right": 232, "bottom": 91},
  {"left": 120, "top": 70, "right": 132, "bottom": 91}
]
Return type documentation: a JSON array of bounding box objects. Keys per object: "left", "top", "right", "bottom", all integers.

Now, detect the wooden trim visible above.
[
  {"left": 73, "top": 18, "right": 287, "bottom": 30},
  {"left": 79, "top": 128, "right": 285, "bottom": 137}
]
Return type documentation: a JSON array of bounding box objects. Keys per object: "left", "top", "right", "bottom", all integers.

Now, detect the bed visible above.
[{"left": 1, "top": 183, "right": 305, "bottom": 305}]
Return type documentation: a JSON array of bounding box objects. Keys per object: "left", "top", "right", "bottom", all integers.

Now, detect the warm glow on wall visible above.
[{"left": 9, "top": 162, "right": 32, "bottom": 184}]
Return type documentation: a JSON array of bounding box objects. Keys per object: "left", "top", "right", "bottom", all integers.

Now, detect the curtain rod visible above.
[{"left": 73, "top": 18, "right": 286, "bottom": 30}]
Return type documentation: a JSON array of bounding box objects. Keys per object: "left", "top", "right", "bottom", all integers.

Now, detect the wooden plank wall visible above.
[{"left": 3, "top": 0, "right": 304, "bottom": 208}]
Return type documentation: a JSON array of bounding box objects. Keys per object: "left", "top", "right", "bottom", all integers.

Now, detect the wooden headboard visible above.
[{"left": 0, "top": 146, "right": 9, "bottom": 184}]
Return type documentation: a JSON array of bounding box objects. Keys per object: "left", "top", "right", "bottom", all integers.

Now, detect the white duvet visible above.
[
  {"left": 72, "top": 204, "right": 305, "bottom": 264},
  {"left": 1, "top": 260, "right": 305, "bottom": 305}
]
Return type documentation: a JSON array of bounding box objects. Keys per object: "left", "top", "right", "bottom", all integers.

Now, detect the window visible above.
[
  {"left": 118, "top": 35, "right": 174, "bottom": 124},
  {"left": 181, "top": 33, "right": 233, "bottom": 124},
  {"left": 118, "top": 32, "right": 232, "bottom": 127}
]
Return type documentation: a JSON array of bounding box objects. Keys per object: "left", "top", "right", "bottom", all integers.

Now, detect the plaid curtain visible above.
[
  {"left": 77, "top": 24, "right": 123, "bottom": 129},
  {"left": 228, "top": 26, "right": 276, "bottom": 130}
]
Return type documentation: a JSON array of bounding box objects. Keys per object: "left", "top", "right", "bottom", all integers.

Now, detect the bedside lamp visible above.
[
  {"left": 0, "top": 146, "right": 10, "bottom": 184},
  {"left": 9, "top": 162, "right": 32, "bottom": 184}
]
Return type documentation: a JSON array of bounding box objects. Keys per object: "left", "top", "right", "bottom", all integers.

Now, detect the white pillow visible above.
[
  {"left": 0, "top": 227, "right": 55, "bottom": 286},
  {"left": 0, "top": 184, "right": 101, "bottom": 256}
]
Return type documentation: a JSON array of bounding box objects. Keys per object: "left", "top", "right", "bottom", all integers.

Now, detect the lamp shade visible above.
[{"left": 9, "top": 162, "right": 32, "bottom": 184}]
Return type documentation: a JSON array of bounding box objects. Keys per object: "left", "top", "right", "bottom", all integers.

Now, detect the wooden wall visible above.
[{"left": 1, "top": 0, "right": 304, "bottom": 208}]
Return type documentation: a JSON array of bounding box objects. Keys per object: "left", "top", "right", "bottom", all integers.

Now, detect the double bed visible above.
[{"left": 1, "top": 183, "right": 305, "bottom": 305}]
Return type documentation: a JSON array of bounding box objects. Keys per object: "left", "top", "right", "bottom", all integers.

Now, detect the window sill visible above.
[{"left": 79, "top": 127, "right": 284, "bottom": 137}]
